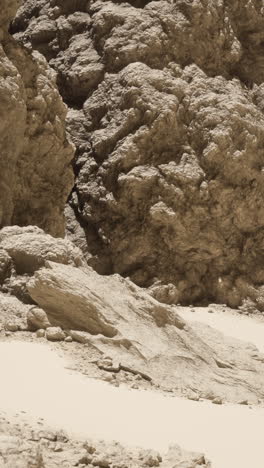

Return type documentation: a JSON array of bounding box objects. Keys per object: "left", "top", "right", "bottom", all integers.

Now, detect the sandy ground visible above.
[
  {"left": 1, "top": 315, "right": 264, "bottom": 468},
  {"left": 179, "top": 305, "right": 264, "bottom": 352}
]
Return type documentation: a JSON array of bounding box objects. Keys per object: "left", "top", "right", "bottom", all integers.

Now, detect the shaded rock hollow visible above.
[{"left": 12, "top": 0, "right": 264, "bottom": 310}]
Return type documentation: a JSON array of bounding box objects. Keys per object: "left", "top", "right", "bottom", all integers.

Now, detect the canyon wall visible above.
[
  {"left": 0, "top": 0, "right": 74, "bottom": 237},
  {"left": 12, "top": 0, "right": 264, "bottom": 309}
]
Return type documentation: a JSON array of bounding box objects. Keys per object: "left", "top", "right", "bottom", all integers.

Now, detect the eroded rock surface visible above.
[
  {"left": 0, "top": 416, "right": 211, "bottom": 468},
  {"left": 12, "top": 0, "right": 264, "bottom": 310},
  {"left": 0, "top": 0, "right": 74, "bottom": 237}
]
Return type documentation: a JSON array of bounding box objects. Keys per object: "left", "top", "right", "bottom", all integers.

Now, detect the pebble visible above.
[
  {"left": 46, "top": 327, "right": 66, "bottom": 341},
  {"left": 212, "top": 397, "right": 223, "bottom": 405},
  {"left": 65, "top": 336, "right": 73, "bottom": 343},
  {"left": 5, "top": 323, "right": 19, "bottom": 332},
  {"left": 53, "top": 443, "right": 63, "bottom": 452},
  {"left": 103, "top": 374, "right": 113, "bottom": 383},
  {"left": 135, "top": 374, "right": 142, "bottom": 381},
  {"left": 36, "top": 329, "right": 45, "bottom": 338},
  {"left": 92, "top": 455, "right": 111, "bottom": 467},
  {"left": 78, "top": 454, "right": 93, "bottom": 464}
]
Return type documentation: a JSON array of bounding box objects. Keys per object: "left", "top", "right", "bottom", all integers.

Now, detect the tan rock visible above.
[{"left": 46, "top": 326, "right": 66, "bottom": 341}]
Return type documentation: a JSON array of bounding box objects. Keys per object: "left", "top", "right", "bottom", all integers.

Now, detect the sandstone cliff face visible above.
[
  {"left": 0, "top": 0, "right": 74, "bottom": 237},
  {"left": 12, "top": 1, "right": 264, "bottom": 310}
]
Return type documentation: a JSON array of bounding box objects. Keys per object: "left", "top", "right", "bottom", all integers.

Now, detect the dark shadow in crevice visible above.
[{"left": 111, "top": 0, "right": 156, "bottom": 8}]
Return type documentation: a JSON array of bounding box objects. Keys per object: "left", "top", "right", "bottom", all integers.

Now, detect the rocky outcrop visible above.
[
  {"left": 0, "top": 225, "right": 83, "bottom": 303},
  {"left": 0, "top": 0, "right": 74, "bottom": 237},
  {"left": 11, "top": 0, "right": 264, "bottom": 310},
  {"left": 0, "top": 417, "right": 211, "bottom": 468},
  {"left": 0, "top": 225, "right": 264, "bottom": 403}
]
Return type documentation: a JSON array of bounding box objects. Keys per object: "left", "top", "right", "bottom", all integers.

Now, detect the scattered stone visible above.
[
  {"left": 65, "top": 335, "right": 73, "bottom": 343},
  {"left": 82, "top": 443, "right": 96, "bottom": 454},
  {"left": 187, "top": 391, "right": 200, "bottom": 401},
  {"left": 36, "top": 329, "right": 45, "bottom": 338},
  {"left": 46, "top": 327, "right": 66, "bottom": 341},
  {"left": 78, "top": 453, "right": 93, "bottom": 465},
  {"left": 143, "top": 450, "right": 162, "bottom": 467},
  {"left": 135, "top": 374, "right": 142, "bottom": 381},
  {"left": 56, "top": 430, "right": 69, "bottom": 443},
  {"left": 27, "top": 307, "right": 51, "bottom": 331},
  {"left": 4, "top": 322, "right": 19, "bottom": 332},
  {"left": 53, "top": 443, "right": 63, "bottom": 452},
  {"left": 103, "top": 374, "right": 113, "bottom": 383},
  {"left": 92, "top": 455, "right": 111, "bottom": 467},
  {"left": 212, "top": 398, "right": 223, "bottom": 405},
  {"left": 38, "top": 430, "right": 57, "bottom": 441}
]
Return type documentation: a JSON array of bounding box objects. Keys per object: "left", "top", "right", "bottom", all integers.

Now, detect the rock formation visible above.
[
  {"left": 0, "top": 0, "right": 74, "bottom": 237},
  {"left": 0, "top": 225, "right": 263, "bottom": 405},
  {"left": 11, "top": 0, "right": 264, "bottom": 310}
]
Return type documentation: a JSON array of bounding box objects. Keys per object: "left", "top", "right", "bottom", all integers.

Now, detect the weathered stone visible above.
[
  {"left": 36, "top": 329, "right": 45, "bottom": 338},
  {"left": 26, "top": 257, "right": 264, "bottom": 403},
  {"left": 46, "top": 326, "right": 66, "bottom": 341},
  {"left": 27, "top": 307, "right": 51, "bottom": 331},
  {"left": 0, "top": 0, "right": 74, "bottom": 237},
  {"left": 0, "top": 292, "right": 29, "bottom": 331},
  {"left": 0, "top": 226, "right": 83, "bottom": 274}
]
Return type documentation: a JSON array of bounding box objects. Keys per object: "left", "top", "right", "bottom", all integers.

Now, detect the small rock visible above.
[
  {"left": 82, "top": 442, "right": 96, "bottom": 454},
  {"left": 103, "top": 374, "right": 113, "bottom": 383},
  {"left": 5, "top": 331, "right": 11, "bottom": 337},
  {"left": 131, "top": 384, "right": 139, "bottom": 389},
  {"left": 92, "top": 455, "right": 111, "bottom": 467},
  {"left": 54, "top": 443, "right": 63, "bottom": 452},
  {"left": 46, "top": 326, "right": 66, "bottom": 341},
  {"left": 143, "top": 450, "right": 162, "bottom": 467},
  {"left": 36, "top": 329, "right": 45, "bottom": 338},
  {"left": 5, "top": 322, "right": 19, "bottom": 332},
  {"left": 38, "top": 430, "right": 57, "bottom": 441},
  {"left": 239, "top": 400, "right": 249, "bottom": 405},
  {"left": 135, "top": 374, "right": 142, "bottom": 381},
  {"left": 27, "top": 307, "right": 50, "bottom": 331},
  {"left": 78, "top": 454, "right": 93, "bottom": 465},
  {"left": 70, "top": 330, "right": 90, "bottom": 344},
  {"left": 212, "top": 397, "right": 223, "bottom": 405},
  {"left": 187, "top": 391, "right": 200, "bottom": 401},
  {"left": 56, "top": 430, "right": 69, "bottom": 443},
  {"left": 65, "top": 335, "right": 73, "bottom": 342}
]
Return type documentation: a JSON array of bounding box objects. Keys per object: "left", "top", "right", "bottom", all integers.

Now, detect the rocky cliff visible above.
[
  {"left": 11, "top": 0, "right": 264, "bottom": 311},
  {"left": 0, "top": 0, "right": 74, "bottom": 237}
]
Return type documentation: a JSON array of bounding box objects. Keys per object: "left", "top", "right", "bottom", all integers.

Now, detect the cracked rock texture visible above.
[
  {"left": 0, "top": 0, "right": 74, "bottom": 237},
  {"left": 12, "top": 0, "right": 264, "bottom": 310}
]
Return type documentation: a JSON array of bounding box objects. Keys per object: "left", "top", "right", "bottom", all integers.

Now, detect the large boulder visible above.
[
  {"left": 0, "top": 0, "right": 74, "bottom": 236},
  {"left": 0, "top": 226, "right": 83, "bottom": 274},
  {"left": 27, "top": 259, "right": 264, "bottom": 403}
]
